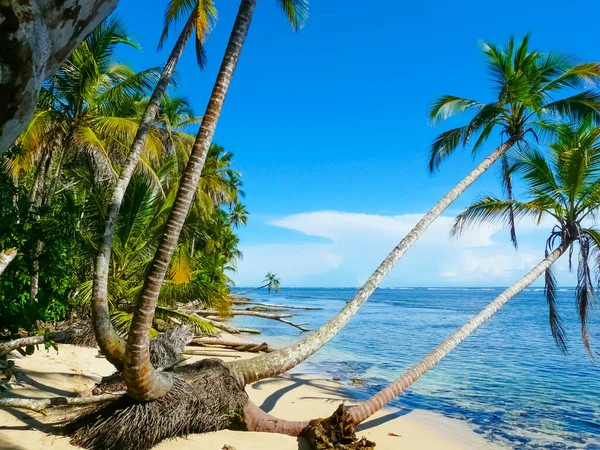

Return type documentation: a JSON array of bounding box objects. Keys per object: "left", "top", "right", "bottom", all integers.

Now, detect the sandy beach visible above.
[{"left": 0, "top": 342, "right": 501, "bottom": 450}]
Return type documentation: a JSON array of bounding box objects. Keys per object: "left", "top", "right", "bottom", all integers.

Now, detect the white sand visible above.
[{"left": 0, "top": 344, "right": 501, "bottom": 449}]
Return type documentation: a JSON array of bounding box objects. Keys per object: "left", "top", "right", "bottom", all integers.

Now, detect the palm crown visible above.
[
  {"left": 430, "top": 34, "right": 600, "bottom": 173},
  {"left": 452, "top": 120, "right": 600, "bottom": 356}
]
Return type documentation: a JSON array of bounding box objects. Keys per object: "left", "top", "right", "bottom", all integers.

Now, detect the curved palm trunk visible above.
[
  {"left": 227, "top": 136, "right": 519, "bottom": 385},
  {"left": 348, "top": 243, "right": 567, "bottom": 424},
  {"left": 0, "top": 248, "right": 17, "bottom": 276},
  {"left": 124, "top": 0, "right": 258, "bottom": 402},
  {"left": 91, "top": 14, "right": 196, "bottom": 369}
]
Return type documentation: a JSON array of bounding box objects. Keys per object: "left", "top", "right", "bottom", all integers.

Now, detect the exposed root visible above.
[
  {"left": 66, "top": 359, "right": 247, "bottom": 450},
  {"left": 300, "top": 404, "right": 376, "bottom": 450}
]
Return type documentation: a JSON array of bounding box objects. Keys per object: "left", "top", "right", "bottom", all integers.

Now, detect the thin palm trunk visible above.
[
  {"left": 28, "top": 148, "right": 53, "bottom": 300},
  {"left": 232, "top": 283, "right": 269, "bottom": 296},
  {"left": 348, "top": 243, "right": 567, "bottom": 424},
  {"left": 227, "top": 136, "right": 519, "bottom": 386},
  {"left": 124, "top": 0, "right": 258, "bottom": 401},
  {"left": 30, "top": 144, "right": 67, "bottom": 300},
  {"left": 0, "top": 248, "right": 17, "bottom": 276},
  {"left": 91, "top": 14, "right": 196, "bottom": 368}
]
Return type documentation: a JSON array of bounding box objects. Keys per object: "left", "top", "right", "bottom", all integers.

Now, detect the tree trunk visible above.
[
  {"left": 348, "top": 243, "right": 567, "bottom": 424},
  {"left": 227, "top": 136, "right": 519, "bottom": 386},
  {"left": 0, "top": 0, "right": 118, "bottom": 155},
  {"left": 0, "top": 248, "right": 17, "bottom": 276},
  {"left": 123, "top": 0, "right": 258, "bottom": 402},
  {"left": 0, "top": 330, "right": 73, "bottom": 356},
  {"left": 91, "top": 13, "right": 196, "bottom": 370},
  {"left": 30, "top": 146, "right": 65, "bottom": 301}
]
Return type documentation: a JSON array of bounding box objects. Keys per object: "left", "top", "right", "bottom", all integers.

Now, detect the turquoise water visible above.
[{"left": 230, "top": 287, "right": 600, "bottom": 449}]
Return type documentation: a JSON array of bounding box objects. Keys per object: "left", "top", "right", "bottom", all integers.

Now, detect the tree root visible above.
[
  {"left": 0, "top": 392, "right": 124, "bottom": 414},
  {"left": 66, "top": 359, "right": 248, "bottom": 450},
  {"left": 300, "top": 404, "right": 376, "bottom": 450}
]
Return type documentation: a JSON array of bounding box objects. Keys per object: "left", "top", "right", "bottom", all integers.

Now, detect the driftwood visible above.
[
  {"left": 191, "top": 315, "right": 260, "bottom": 335},
  {"left": 193, "top": 309, "right": 311, "bottom": 332},
  {"left": 0, "top": 248, "right": 17, "bottom": 276},
  {"left": 191, "top": 337, "right": 273, "bottom": 353},
  {"left": 231, "top": 300, "right": 322, "bottom": 311},
  {"left": 182, "top": 350, "right": 241, "bottom": 359},
  {"left": 0, "top": 392, "right": 125, "bottom": 413},
  {"left": 0, "top": 330, "right": 73, "bottom": 356}
]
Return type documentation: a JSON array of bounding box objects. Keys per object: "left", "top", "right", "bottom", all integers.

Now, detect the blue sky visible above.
[{"left": 114, "top": 0, "right": 599, "bottom": 287}]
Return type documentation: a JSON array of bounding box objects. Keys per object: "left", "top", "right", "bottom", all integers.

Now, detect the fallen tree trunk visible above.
[
  {"left": 190, "top": 315, "right": 260, "bottom": 334},
  {"left": 0, "top": 248, "right": 17, "bottom": 276},
  {"left": 230, "top": 300, "right": 322, "bottom": 311},
  {"left": 194, "top": 309, "right": 293, "bottom": 319},
  {"left": 0, "top": 0, "right": 119, "bottom": 155},
  {"left": 191, "top": 337, "right": 273, "bottom": 353},
  {"left": 194, "top": 308, "right": 310, "bottom": 332},
  {"left": 0, "top": 330, "right": 72, "bottom": 356},
  {"left": 0, "top": 392, "right": 124, "bottom": 413}
]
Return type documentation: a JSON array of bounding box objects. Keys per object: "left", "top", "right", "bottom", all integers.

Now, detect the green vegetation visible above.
[{"left": 0, "top": 18, "right": 245, "bottom": 336}]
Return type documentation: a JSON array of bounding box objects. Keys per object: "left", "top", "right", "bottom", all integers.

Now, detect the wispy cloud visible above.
[{"left": 233, "top": 210, "right": 575, "bottom": 287}]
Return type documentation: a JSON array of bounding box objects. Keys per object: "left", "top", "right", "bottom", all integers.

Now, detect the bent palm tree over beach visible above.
[
  {"left": 226, "top": 35, "right": 600, "bottom": 387},
  {"left": 346, "top": 119, "right": 600, "bottom": 425}
]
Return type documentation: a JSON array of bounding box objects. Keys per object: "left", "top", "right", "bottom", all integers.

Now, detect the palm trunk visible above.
[
  {"left": 0, "top": 248, "right": 17, "bottom": 276},
  {"left": 30, "top": 146, "right": 66, "bottom": 301},
  {"left": 124, "top": 0, "right": 258, "bottom": 402},
  {"left": 28, "top": 148, "right": 52, "bottom": 300},
  {"left": 91, "top": 14, "right": 196, "bottom": 369},
  {"left": 227, "top": 136, "right": 519, "bottom": 386},
  {"left": 348, "top": 243, "right": 567, "bottom": 424}
]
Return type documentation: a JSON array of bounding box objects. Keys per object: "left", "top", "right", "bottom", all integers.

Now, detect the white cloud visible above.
[{"left": 232, "top": 210, "right": 576, "bottom": 287}]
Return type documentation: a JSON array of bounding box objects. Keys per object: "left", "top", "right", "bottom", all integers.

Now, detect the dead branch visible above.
[
  {"left": 231, "top": 300, "right": 322, "bottom": 311},
  {"left": 191, "top": 315, "right": 260, "bottom": 335},
  {"left": 0, "top": 392, "right": 125, "bottom": 413},
  {"left": 0, "top": 330, "right": 72, "bottom": 356},
  {"left": 194, "top": 309, "right": 294, "bottom": 319},
  {"left": 182, "top": 350, "right": 241, "bottom": 358},
  {"left": 191, "top": 337, "right": 273, "bottom": 353}
]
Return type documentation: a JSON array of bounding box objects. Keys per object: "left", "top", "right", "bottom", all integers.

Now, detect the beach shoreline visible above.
[{"left": 0, "top": 342, "right": 501, "bottom": 450}]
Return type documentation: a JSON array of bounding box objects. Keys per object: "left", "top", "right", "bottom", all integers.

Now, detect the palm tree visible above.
[
  {"left": 228, "top": 202, "right": 248, "bottom": 228},
  {"left": 264, "top": 272, "right": 281, "bottom": 294},
  {"left": 5, "top": 18, "right": 159, "bottom": 304},
  {"left": 226, "top": 36, "right": 600, "bottom": 387},
  {"left": 91, "top": 2, "right": 217, "bottom": 361},
  {"left": 344, "top": 119, "right": 600, "bottom": 425},
  {"left": 120, "top": 0, "right": 309, "bottom": 402}
]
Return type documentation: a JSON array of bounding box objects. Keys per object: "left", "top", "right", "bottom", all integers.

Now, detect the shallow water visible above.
[{"left": 230, "top": 287, "right": 600, "bottom": 449}]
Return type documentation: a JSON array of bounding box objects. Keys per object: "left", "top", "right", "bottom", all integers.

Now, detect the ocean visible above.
[{"left": 230, "top": 287, "right": 600, "bottom": 449}]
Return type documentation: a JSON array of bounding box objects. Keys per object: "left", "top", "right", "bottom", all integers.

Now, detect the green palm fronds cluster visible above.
[{"left": 0, "top": 16, "right": 246, "bottom": 336}]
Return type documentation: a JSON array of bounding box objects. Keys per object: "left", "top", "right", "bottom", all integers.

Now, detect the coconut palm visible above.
[
  {"left": 228, "top": 202, "right": 248, "bottom": 228},
  {"left": 264, "top": 272, "right": 281, "bottom": 294},
  {"left": 225, "top": 35, "right": 600, "bottom": 387},
  {"left": 4, "top": 18, "right": 159, "bottom": 303},
  {"left": 118, "top": 0, "right": 309, "bottom": 403},
  {"left": 342, "top": 119, "right": 600, "bottom": 426},
  {"left": 91, "top": 2, "right": 217, "bottom": 356}
]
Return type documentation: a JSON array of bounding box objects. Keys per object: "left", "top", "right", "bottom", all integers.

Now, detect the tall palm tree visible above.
[
  {"left": 345, "top": 119, "right": 600, "bottom": 424},
  {"left": 226, "top": 36, "right": 600, "bottom": 387},
  {"left": 120, "top": 0, "right": 309, "bottom": 402},
  {"left": 91, "top": 2, "right": 217, "bottom": 367}
]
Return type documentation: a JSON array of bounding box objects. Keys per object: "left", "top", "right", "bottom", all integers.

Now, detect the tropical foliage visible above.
[
  {"left": 0, "top": 18, "right": 246, "bottom": 336},
  {"left": 453, "top": 119, "right": 600, "bottom": 355}
]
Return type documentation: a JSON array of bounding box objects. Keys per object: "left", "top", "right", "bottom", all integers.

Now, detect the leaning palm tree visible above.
[
  {"left": 91, "top": 1, "right": 216, "bottom": 367},
  {"left": 91, "top": 0, "right": 310, "bottom": 375},
  {"left": 264, "top": 272, "right": 281, "bottom": 294},
  {"left": 226, "top": 120, "right": 600, "bottom": 445},
  {"left": 118, "top": 0, "right": 309, "bottom": 403},
  {"left": 337, "top": 119, "right": 600, "bottom": 429},
  {"left": 225, "top": 35, "right": 600, "bottom": 387}
]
